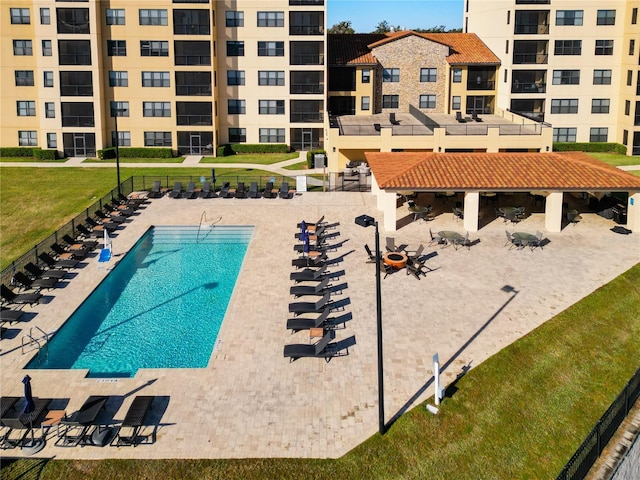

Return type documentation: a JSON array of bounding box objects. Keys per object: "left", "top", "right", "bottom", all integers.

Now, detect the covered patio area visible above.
[{"left": 365, "top": 152, "right": 640, "bottom": 233}]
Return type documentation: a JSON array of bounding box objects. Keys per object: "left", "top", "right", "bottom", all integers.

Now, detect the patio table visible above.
[
  {"left": 383, "top": 252, "right": 407, "bottom": 269},
  {"left": 408, "top": 204, "right": 430, "bottom": 221},
  {"left": 498, "top": 206, "right": 521, "bottom": 216},
  {"left": 512, "top": 232, "right": 539, "bottom": 248},
  {"left": 437, "top": 231, "right": 464, "bottom": 247}
]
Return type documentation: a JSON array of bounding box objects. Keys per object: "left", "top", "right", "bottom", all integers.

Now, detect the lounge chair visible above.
[
  {"left": 199, "top": 182, "right": 215, "bottom": 198},
  {"left": 218, "top": 182, "right": 232, "bottom": 198},
  {"left": 77, "top": 224, "right": 99, "bottom": 239},
  {"left": 63, "top": 234, "right": 98, "bottom": 251},
  {"left": 262, "top": 181, "right": 276, "bottom": 199},
  {"left": 283, "top": 332, "right": 345, "bottom": 362},
  {"left": 286, "top": 311, "right": 352, "bottom": 332},
  {"left": 234, "top": 182, "right": 247, "bottom": 199},
  {"left": 25, "top": 262, "right": 66, "bottom": 280},
  {"left": 148, "top": 181, "right": 163, "bottom": 198},
  {"left": 13, "top": 272, "right": 58, "bottom": 292},
  {"left": 0, "top": 398, "right": 52, "bottom": 449},
  {"left": 51, "top": 242, "right": 88, "bottom": 260},
  {"left": 0, "top": 307, "right": 26, "bottom": 324},
  {"left": 39, "top": 252, "right": 79, "bottom": 270},
  {"left": 86, "top": 217, "right": 118, "bottom": 233},
  {"left": 279, "top": 182, "right": 291, "bottom": 199},
  {"left": 289, "top": 264, "right": 328, "bottom": 282},
  {"left": 168, "top": 182, "right": 183, "bottom": 199},
  {"left": 184, "top": 182, "right": 197, "bottom": 199},
  {"left": 456, "top": 111, "right": 466, "bottom": 123},
  {"left": 297, "top": 216, "right": 325, "bottom": 231},
  {"left": 108, "top": 199, "right": 134, "bottom": 216},
  {"left": 113, "top": 396, "right": 155, "bottom": 447},
  {"left": 288, "top": 293, "right": 333, "bottom": 316},
  {"left": 96, "top": 209, "right": 126, "bottom": 224},
  {"left": 56, "top": 395, "right": 109, "bottom": 447},
  {"left": 290, "top": 277, "right": 331, "bottom": 298},
  {"left": 117, "top": 193, "right": 145, "bottom": 207},
  {"left": 246, "top": 182, "right": 259, "bottom": 198},
  {"left": 1, "top": 284, "right": 42, "bottom": 306},
  {"left": 291, "top": 253, "right": 327, "bottom": 269}
]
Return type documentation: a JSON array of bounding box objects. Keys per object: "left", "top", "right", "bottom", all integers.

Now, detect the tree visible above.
[
  {"left": 328, "top": 21, "right": 355, "bottom": 34},
  {"left": 415, "top": 25, "right": 447, "bottom": 33},
  {"left": 372, "top": 20, "right": 402, "bottom": 34}
]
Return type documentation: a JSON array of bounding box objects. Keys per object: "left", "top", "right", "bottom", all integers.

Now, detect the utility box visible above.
[{"left": 612, "top": 204, "right": 627, "bottom": 224}]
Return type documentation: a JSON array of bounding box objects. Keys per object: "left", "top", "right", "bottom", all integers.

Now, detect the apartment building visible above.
[
  {"left": 1, "top": 0, "right": 326, "bottom": 157},
  {"left": 465, "top": 0, "right": 640, "bottom": 156}
]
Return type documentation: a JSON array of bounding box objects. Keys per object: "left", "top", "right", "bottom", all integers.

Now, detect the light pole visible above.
[
  {"left": 113, "top": 107, "right": 127, "bottom": 195},
  {"left": 355, "top": 214, "right": 385, "bottom": 435}
]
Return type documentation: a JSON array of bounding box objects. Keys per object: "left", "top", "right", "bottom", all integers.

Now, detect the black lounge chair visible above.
[
  {"left": 279, "top": 182, "right": 291, "bottom": 199},
  {"left": 12, "top": 272, "right": 58, "bottom": 292},
  {"left": 113, "top": 396, "right": 155, "bottom": 447},
  {"left": 168, "top": 182, "right": 183, "bottom": 199},
  {"left": 283, "top": 332, "right": 345, "bottom": 362},
  {"left": 96, "top": 209, "right": 126, "bottom": 224},
  {"left": 262, "top": 181, "right": 276, "bottom": 199},
  {"left": 184, "top": 182, "right": 197, "bottom": 199},
  {"left": 0, "top": 397, "right": 20, "bottom": 418},
  {"left": 117, "top": 193, "right": 146, "bottom": 207},
  {"left": 234, "top": 182, "right": 247, "bottom": 199},
  {"left": 108, "top": 199, "right": 134, "bottom": 216},
  {"left": 148, "top": 181, "right": 163, "bottom": 198},
  {"left": 51, "top": 242, "right": 88, "bottom": 260},
  {"left": 39, "top": 252, "right": 79, "bottom": 270},
  {"left": 290, "top": 277, "right": 331, "bottom": 298},
  {"left": 289, "top": 264, "right": 328, "bottom": 282},
  {"left": 63, "top": 234, "right": 98, "bottom": 251},
  {"left": 199, "top": 182, "right": 216, "bottom": 198},
  {"left": 56, "top": 395, "right": 109, "bottom": 447},
  {"left": 77, "top": 224, "right": 99, "bottom": 239},
  {"left": 288, "top": 293, "right": 333, "bottom": 316},
  {"left": 25, "top": 262, "right": 66, "bottom": 280},
  {"left": 86, "top": 217, "right": 118, "bottom": 233},
  {"left": 455, "top": 111, "right": 466, "bottom": 123},
  {"left": 0, "top": 398, "right": 52, "bottom": 449},
  {"left": 286, "top": 311, "right": 352, "bottom": 333},
  {"left": 247, "top": 182, "right": 260, "bottom": 198},
  {"left": 291, "top": 252, "right": 327, "bottom": 269},
  {"left": 1, "top": 307, "right": 26, "bottom": 324},
  {"left": 218, "top": 182, "right": 232, "bottom": 198}
]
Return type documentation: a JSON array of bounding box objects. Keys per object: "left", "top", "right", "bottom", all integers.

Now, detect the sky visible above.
[{"left": 327, "top": 0, "right": 464, "bottom": 33}]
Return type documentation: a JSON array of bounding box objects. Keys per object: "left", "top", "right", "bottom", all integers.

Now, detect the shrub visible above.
[
  {"left": 97, "top": 147, "right": 173, "bottom": 160},
  {"left": 0, "top": 147, "right": 35, "bottom": 157},
  {"left": 217, "top": 144, "right": 235, "bottom": 157},
  {"left": 306, "top": 150, "right": 327, "bottom": 168},
  {"left": 34, "top": 148, "right": 59, "bottom": 160},
  {"left": 553, "top": 142, "right": 627, "bottom": 154},
  {"left": 230, "top": 144, "right": 289, "bottom": 154}
]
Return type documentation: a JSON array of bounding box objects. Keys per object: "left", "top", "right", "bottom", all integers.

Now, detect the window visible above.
[
  {"left": 382, "top": 95, "right": 399, "bottom": 108},
  {"left": 43, "top": 71, "right": 54, "bottom": 87},
  {"left": 15, "top": 70, "right": 34, "bottom": 86},
  {"left": 10, "top": 8, "right": 30, "bottom": 24},
  {"left": 142, "top": 71, "right": 170, "bottom": 87},
  {"left": 257, "top": 11, "right": 284, "bottom": 27},
  {"left": 556, "top": 10, "right": 583, "bottom": 26},
  {"left": 552, "top": 70, "right": 580, "bottom": 85},
  {"left": 362, "top": 69, "right": 370, "bottom": 83},
  {"left": 140, "top": 40, "right": 169, "bottom": 56},
  {"left": 139, "top": 9, "right": 168, "bottom": 26},
  {"left": 361, "top": 96, "right": 370, "bottom": 111},
  {"left": 259, "top": 128, "right": 285, "bottom": 143},
  {"left": 42, "top": 40, "right": 52, "bottom": 56},
  {"left": 259, "top": 100, "right": 285, "bottom": 114},
  {"left": 47, "top": 133, "right": 57, "bottom": 149},
  {"left": 228, "top": 99, "right": 246, "bottom": 114},
  {"left": 56, "top": 8, "right": 90, "bottom": 34},
  {"left": 58, "top": 39, "right": 91, "bottom": 65},
  {"left": 18, "top": 131, "right": 37, "bottom": 146},
  {"left": 419, "top": 94, "right": 436, "bottom": 108},
  {"left": 630, "top": 39, "right": 636, "bottom": 56},
  {"left": 110, "top": 101, "right": 129, "bottom": 117},
  {"left": 420, "top": 68, "right": 437, "bottom": 82},
  {"left": 45, "top": 102, "right": 55, "bottom": 118},
  {"left": 143, "top": 102, "right": 170, "bottom": 117},
  {"left": 109, "top": 71, "right": 128, "bottom": 87},
  {"left": 550, "top": 99, "right": 578, "bottom": 114},
  {"left": 227, "top": 70, "right": 245, "bottom": 85},
  {"left": 258, "top": 71, "right": 285, "bottom": 86},
  {"left": 174, "top": 40, "right": 210, "bottom": 65},
  {"left": 593, "top": 70, "right": 612, "bottom": 85},
  {"left": 595, "top": 40, "right": 613, "bottom": 55},
  {"left": 553, "top": 127, "right": 577, "bottom": 142},
  {"left": 596, "top": 10, "right": 615, "bottom": 25},
  {"left": 40, "top": 8, "right": 50, "bottom": 24},
  {"left": 13, "top": 40, "right": 32, "bottom": 56},
  {"left": 112, "top": 130, "right": 131, "bottom": 147},
  {"left": 625, "top": 100, "right": 631, "bottom": 116},
  {"left": 590, "top": 127, "right": 608, "bottom": 142},
  {"left": 591, "top": 99, "right": 610, "bottom": 114},
  {"left": 173, "top": 9, "right": 210, "bottom": 35},
  {"left": 453, "top": 69, "right": 462, "bottom": 83},
  {"left": 227, "top": 41, "right": 244, "bottom": 56},
  {"left": 633, "top": 8, "right": 638, "bottom": 25},
  {"left": 383, "top": 68, "right": 400, "bottom": 82},
  {"left": 106, "top": 9, "right": 125, "bottom": 25},
  {"left": 258, "top": 41, "right": 284, "bottom": 56},
  {"left": 144, "top": 132, "right": 172, "bottom": 147},
  {"left": 228, "top": 128, "right": 246, "bottom": 143},
  {"left": 17, "top": 101, "right": 36, "bottom": 116},
  {"left": 623, "top": 130, "right": 628, "bottom": 146},
  {"left": 60, "top": 71, "right": 93, "bottom": 96},
  {"left": 554, "top": 40, "right": 581, "bottom": 55},
  {"left": 452, "top": 96, "right": 461, "bottom": 110},
  {"left": 628, "top": 70, "right": 633, "bottom": 86},
  {"left": 107, "top": 40, "right": 127, "bottom": 56},
  {"left": 225, "top": 11, "right": 243, "bottom": 27}
]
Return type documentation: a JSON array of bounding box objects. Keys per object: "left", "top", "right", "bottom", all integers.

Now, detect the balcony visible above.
[
  {"left": 512, "top": 82, "right": 546, "bottom": 93},
  {"left": 290, "top": 25, "right": 324, "bottom": 35},
  {"left": 512, "top": 70, "right": 547, "bottom": 94},
  {"left": 467, "top": 79, "right": 495, "bottom": 90},
  {"left": 291, "top": 83, "right": 323, "bottom": 94},
  {"left": 514, "top": 10, "right": 550, "bottom": 35},
  {"left": 513, "top": 53, "right": 548, "bottom": 64},
  {"left": 176, "top": 115, "right": 212, "bottom": 126},
  {"left": 290, "top": 112, "right": 323, "bottom": 123},
  {"left": 513, "top": 40, "right": 548, "bottom": 65},
  {"left": 176, "top": 85, "right": 212, "bottom": 96}
]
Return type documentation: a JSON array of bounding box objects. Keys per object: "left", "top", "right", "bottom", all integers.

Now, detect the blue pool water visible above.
[{"left": 27, "top": 225, "right": 253, "bottom": 377}]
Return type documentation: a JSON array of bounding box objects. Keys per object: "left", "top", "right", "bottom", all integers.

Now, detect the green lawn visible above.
[
  {"left": 586, "top": 152, "right": 640, "bottom": 166},
  {"left": 2, "top": 263, "right": 638, "bottom": 479},
  {"left": 282, "top": 161, "right": 309, "bottom": 170},
  {"left": 201, "top": 153, "right": 299, "bottom": 164},
  {"left": 0, "top": 156, "right": 67, "bottom": 163}
]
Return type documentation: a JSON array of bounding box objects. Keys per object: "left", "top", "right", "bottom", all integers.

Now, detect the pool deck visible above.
[{"left": 1, "top": 191, "right": 638, "bottom": 460}]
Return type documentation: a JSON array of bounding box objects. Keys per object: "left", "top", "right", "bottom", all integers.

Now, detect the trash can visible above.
[{"left": 612, "top": 204, "right": 627, "bottom": 224}]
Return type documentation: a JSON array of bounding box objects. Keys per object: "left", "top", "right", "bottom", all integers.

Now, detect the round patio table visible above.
[
  {"left": 498, "top": 206, "right": 521, "bottom": 216},
  {"left": 512, "top": 232, "right": 538, "bottom": 246},
  {"left": 437, "top": 231, "right": 464, "bottom": 246},
  {"left": 383, "top": 252, "right": 407, "bottom": 269}
]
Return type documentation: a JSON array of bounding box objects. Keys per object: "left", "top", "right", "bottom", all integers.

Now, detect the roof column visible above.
[
  {"left": 627, "top": 192, "right": 640, "bottom": 232},
  {"left": 371, "top": 174, "right": 398, "bottom": 232},
  {"left": 544, "top": 191, "right": 564, "bottom": 233},
  {"left": 463, "top": 192, "right": 480, "bottom": 232}
]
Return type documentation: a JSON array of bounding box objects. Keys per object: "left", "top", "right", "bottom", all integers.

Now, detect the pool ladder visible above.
[
  {"left": 197, "top": 211, "right": 207, "bottom": 243},
  {"left": 21, "top": 326, "right": 51, "bottom": 361}
]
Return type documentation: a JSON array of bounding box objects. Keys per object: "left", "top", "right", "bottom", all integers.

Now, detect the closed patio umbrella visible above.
[
  {"left": 21, "top": 374, "right": 45, "bottom": 454},
  {"left": 22, "top": 375, "right": 35, "bottom": 415}
]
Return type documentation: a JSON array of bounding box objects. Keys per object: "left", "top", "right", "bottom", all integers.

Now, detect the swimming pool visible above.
[{"left": 27, "top": 225, "right": 253, "bottom": 377}]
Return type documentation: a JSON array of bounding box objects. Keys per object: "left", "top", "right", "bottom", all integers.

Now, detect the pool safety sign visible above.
[{"left": 296, "top": 175, "right": 307, "bottom": 192}]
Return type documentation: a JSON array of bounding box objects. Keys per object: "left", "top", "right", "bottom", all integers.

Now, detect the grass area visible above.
[
  {"left": 83, "top": 157, "right": 186, "bottom": 164},
  {"left": 586, "top": 152, "right": 640, "bottom": 166},
  {"left": 282, "top": 161, "right": 309, "bottom": 170},
  {"left": 0, "top": 167, "right": 282, "bottom": 270},
  {"left": 0, "top": 157, "right": 67, "bottom": 163},
  {"left": 200, "top": 153, "right": 299, "bottom": 164},
  {"left": 2, "top": 264, "right": 639, "bottom": 479}
]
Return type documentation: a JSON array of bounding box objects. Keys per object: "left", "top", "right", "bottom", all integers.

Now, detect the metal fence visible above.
[{"left": 556, "top": 367, "right": 640, "bottom": 480}]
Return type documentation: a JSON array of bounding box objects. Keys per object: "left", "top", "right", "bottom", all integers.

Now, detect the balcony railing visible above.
[
  {"left": 467, "top": 80, "right": 496, "bottom": 90},
  {"left": 290, "top": 83, "right": 323, "bottom": 94},
  {"left": 290, "top": 54, "right": 324, "bottom": 65},
  {"left": 289, "top": 25, "right": 324, "bottom": 35},
  {"left": 514, "top": 24, "right": 549, "bottom": 35},
  {"left": 290, "top": 112, "right": 323, "bottom": 123},
  {"left": 62, "top": 116, "right": 94, "bottom": 127},
  {"left": 335, "top": 121, "right": 545, "bottom": 137},
  {"left": 59, "top": 54, "right": 91, "bottom": 65},
  {"left": 174, "top": 55, "right": 211, "bottom": 66},
  {"left": 512, "top": 53, "right": 548, "bottom": 64},
  {"left": 176, "top": 115, "right": 212, "bottom": 125},
  {"left": 175, "top": 85, "right": 212, "bottom": 96},
  {"left": 173, "top": 25, "right": 210, "bottom": 35},
  {"left": 511, "top": 82, "right": 546, "bottom": 93},
  {"left": 60, "top": 85, "right": 93, "bottom": 96}
]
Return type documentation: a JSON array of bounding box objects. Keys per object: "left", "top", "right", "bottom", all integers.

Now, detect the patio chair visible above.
[
  {"left": 505, "top": 231, "right": 521, "bottom": 250},
  {"left": 13, "top": 272, "right": 58, "bottom": 292},
  {"left": 147, "top": 181, "right": 163, "bottom": 198},
  {"left": 95, "top": 209, "right": 126, "bottom": 224},
  {"left": 168, "top": 182, "right": 183, "bottom": 199},
  {"left": 279, "top": 182, "right": 291, "bottom": 199},
  {"left": 529, "top": 231, "right": 544, "bottom": 251},
  {"left": 247, "top": 182, "right": 260, "bottom": 198},
  {"left": 262, "top": 181, "right": 276, "bottom": 199},
  {"left": 290, "top": 277, "right": 331, "bottom": 298},
  {"left": 456, "top": 111, "right": 466, "bottom": 123},
  {"left": 218, "top": 182, "right": 232, "bottom": 198},
  {"left": 39, "top": 252, "right": 79, "bottom": 270},
  {"left": 390, "top": 112, "right": 399, "bottom": 125},
  {"left": 62, "top": 234, "right": 98, "bottom": 251},
  {"left": 291, "top": 256, "right": 326, "bottom": 269},
  {"left": 25, "top": 262, "right": 66, "bottom": 280},
  {"left": 289, "top": 264, "right": 331, "bottom": 283},
  {"left": 452, "top": 206, "right": 464, "bottom": 221},
  {"left": 428, "top": 229, "right": 445, "bottom": 247},
  {"left": 453, "top": 232, "right": 471, "bottom": 250},
  {"left": 86, "top": 217, "right": 118, "bottom": 233},
  {"left": 283, "top": 331, "right": 346, "bottom": 362},
  {"left": 0, "top": 307, "right": 26, "bottom": 324},
  {"left": 288, "top": 293, "right": 332, "bottom": 316},
  {"left": 379, "top": 260, "right": 395, "bottom": 279},
  {"left": 51, "top": 242, "right": 88, "bottom": 260},
  {"left": 199, "top": 182, "right": 216, "bottom": 198},
  {"left": 113, "top": 396, "right": 155, "bottom": 447},
  {"left": 364, "top": 244, "right": 378, "bottom": 263},
  {"left": 567, "top": 211, "right": 582, "bottom": 225},
  {"left": 77, "top": 224, "right": 99, "bottom": 239},
  {"left": 405, "top": 257, "right": 428, "bottom": 280},
  {"left": 286, "top": 311, "right": 352, "bottom": 333},
  {"left": 108, "top": 199, "right": 134, "bottom": 216},
  {"left": 1, "top": 284, "right": 42, "bottom": 306},
  {"left": 117, "top": 193, "right": 146, "bottom": 207},
  {"left": 0, "top": 398, "right": 52, "bottom": 450},
  {"left": 234, "top": 182, "right": 247, "bottom": 199},
  {"left": 183, "top": 182, "right": 197, "bottom": 199},
  {"left": 495, "top": 207, "right": 505, "bottom": 219},
  {"left": 56, "top": 395, "right": 109, "bottom": 447}
]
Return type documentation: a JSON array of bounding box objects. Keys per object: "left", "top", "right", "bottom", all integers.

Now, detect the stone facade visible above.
[{"left": 371, "top": 36, "right": 450, "bottom": 114}]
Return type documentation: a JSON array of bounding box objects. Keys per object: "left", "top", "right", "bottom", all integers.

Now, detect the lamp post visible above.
[
  {"left": 355, "top": 214, "right": 385, "bottom": 435},
  {"left": 113, "top": 107, "right": 127, "bottom": 196}
]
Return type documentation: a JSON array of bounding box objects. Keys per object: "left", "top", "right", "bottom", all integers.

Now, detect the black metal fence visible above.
[{"left": 556, "top": 366, "right": 640, "bottom": 480}]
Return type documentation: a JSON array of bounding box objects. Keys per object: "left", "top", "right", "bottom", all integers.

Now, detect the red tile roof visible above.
[
  {"left": 328, "top": 34, "right": 387, "bottom": 65},
  {"left": 364, "top": 152, "right": 640, "bottom": 191}
]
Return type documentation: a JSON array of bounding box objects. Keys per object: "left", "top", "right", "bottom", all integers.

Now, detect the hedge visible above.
[
  {"left": 97, "top": 147, "right": 174, "bottom": 160},
  {"left": 306, "top": 149, "right": 327, "bottom": 168},
  {"left": 0, "top": 147, "right": 35, "bottom": 157},
  {"left": 216, "top": 144, "right": 289, "bottom": 156},
  {"left": 553, "top": 142, "right": 627, "bottom": 154},
  {"left": 34, "top": 148, "right": 59, "bottom": 160}
]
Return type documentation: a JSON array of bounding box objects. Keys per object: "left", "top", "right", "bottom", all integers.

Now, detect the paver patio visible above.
[{"left": 1, "top": 191, "right": 638, "bottom": 460}]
